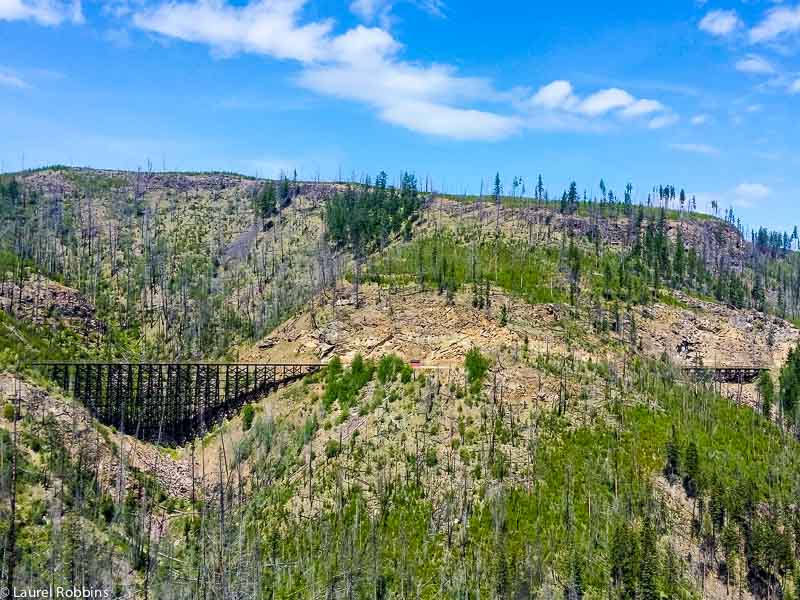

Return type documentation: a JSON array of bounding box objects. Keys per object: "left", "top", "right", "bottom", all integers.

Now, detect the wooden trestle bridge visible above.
[
  {"left": 34, "top": 362, "right": 322, "bottom": 445},
  {"left": 681, "top": 366, "right": 769, "bottom": 384}
]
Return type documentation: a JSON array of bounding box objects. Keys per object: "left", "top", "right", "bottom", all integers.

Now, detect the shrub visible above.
[
  {"left": 323, "top": 354, "right": 375, "bottom": 411},
  {"left": 242, "top": 405, "right": 255, "bottom": 432},
  {"left": 425, "top": 448, "right": 438, "bottom": 467},
  {"left": 325, "top": 439, "right": 341, "bottom": 459},
  {"left": 3, "top": 403, "right": 14, "bottom": 421},
  {"left": 465, "top": 348, "right": 490, "bottom": 395}
]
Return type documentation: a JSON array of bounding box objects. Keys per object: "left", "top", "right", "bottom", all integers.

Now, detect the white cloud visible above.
[
  {"left": 517, "top": 79, "right": 677, "bottom": 132},
  {"left": 735, "top": 54, "right": 775, "bottom": 75},
  {"left": 350, "top": 0, "right": 384, "bottom": 21},
  {"left": 578, "top": 88, "right": 635, "bottom": 116},
  {"left": 380, "top": 101, "right": 520, "bottom": 140},
  {"left": 699, "top": 9, "right": 741, "bottom": 36},
  {"left": 528, "top": 80, "right": 578, "bottom": 110},
  {"left": 134, "top": 2, "right": 511, "bottom": 140},
  {"left": 670, "top": 143, "right": 719, "bottom": 155},
  {"left": 246, "top": 156, "right": 297, "bottom": 179},
  {"left": 620, "top": 99, "right": 665, "bottom": 118},
  {"left": 0, "top": 70, "right": 29, "bottom": 88},
  {"left": 0, "top": 0, "right": 83, "bottom": 25},
  {"left": 349, "top": 0, "right": 444, "bottom": 26},
  {"left": 695, "top": 183, "right": 772, "bottom": 214},
  {"left": 691, "top": 114, "right": 709, "bottom": 125},
  {"left": 103, "top": 27, "right": 132, "bottom": 48},
  {"left": 132, "top": 1, "right": 516, "bottom": 139},
  {"left": 523, "top": 80, "right": 672, "bottom": 127},
  {"left": 790, "top": 79, "right": 800, "bottom": 94},
  {"left": 649, "top": 113, "right": 680, "bottom": 129},
  {"left": 734, "top": 182, "right": 771, "bottom": 207},
  {"left": 349, "top": 0, "right": 393, "bottom": 27},
  {"left": 133, "top": 0, "right": 334, "bottom": 62},
  {"left": 749, "top": 5, "right": 800, "bottom": 44}
]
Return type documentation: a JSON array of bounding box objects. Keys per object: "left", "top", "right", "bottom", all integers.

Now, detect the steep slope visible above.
[{"left": 2, "top": 167, "right": 343, "bottom": 359}]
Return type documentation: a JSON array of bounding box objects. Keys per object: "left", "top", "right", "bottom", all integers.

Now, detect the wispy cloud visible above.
[
  {"left": 699, "top": 9, "right": 741, "bottom": 36},
  {"left": 0, "top": 70, "right": 29, "bottom": 88},
  {"left": 0, "top": 0, "right": 83, "bottom": 26},
  {"left": 578, "top": 88, "right": 636, "bottom": 116},
  {"left": 349, "top": 0, "right": 444, "bottom": 27},
  {"left": 695, "top": 182, "right": 772, "bottom": 214},
  {"left": 735, "top": 54, "right": 775, "bottom": 75},
  {"left": 648, "top": 113, "right": 680, "bottom": 129},
  {"left": 520, "top": 80, "right": 675, "bottom": 131},
  {"left": 103, "top": 27, "right": 132, "bottom": 48},
  {"left": 734, "top": 182, "right": 771, "bottom": 207},
  {"left": 132, "top": 3, "right": 515, "bottom": 140},
  {"left": 670, "top": 142, "right": 719, "bottom": 155},
  {"left": 691, "top": 114, "right": 710, "bottom": 125},
  {"left": 749, "top": 4, "right": 800, "bottom": 44}
]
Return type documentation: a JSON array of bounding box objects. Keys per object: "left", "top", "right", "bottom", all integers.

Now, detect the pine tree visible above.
[
  {"left": 664, "top": 425, "right": 680, "bottom": 481},
  {"left": 256, "top": 183, "right": 277, "bottom": 221},
  {"left": 674, "top": 228, "right": 685, "bottom": 287},
  {"left": 493, "top": 172, "right": 502, "bottom": 231},
  {"left": 683, "top": 441, "right": 700, "bottom": 497},
  {"left": 639, "top": 515, "right": 659, "bottom": 600},
  {"left": 757, "top": 371, "right": 774, "bottom": 418}
]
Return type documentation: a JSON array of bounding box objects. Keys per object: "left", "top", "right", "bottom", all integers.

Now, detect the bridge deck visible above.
[{"left": 33, "top": 362, "right": 323, "bottom": 445}]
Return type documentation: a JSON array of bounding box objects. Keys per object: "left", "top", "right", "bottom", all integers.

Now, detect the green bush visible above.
[
  {"left": 2, "top": 403, "right": 14, "bottom": 421},
  {"left": 242, "top": 405, "right": 255, "bottom": 432},
  {"left": 377, "top": 354, "right": 407, "bottom": 384},
  {"left": 325, "top": 439, "right": 341, "bottom": 459},
  {"left": 465, "top": 347, "right": 490, "bottom": 395},
  {"left": 323, "top": 354, "right": 375, "bottom": 411}
]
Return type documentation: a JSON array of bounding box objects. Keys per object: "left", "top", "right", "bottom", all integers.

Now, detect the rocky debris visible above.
[
  {"left": 635, "top": 290, "right": 799, "bottom": 372},
  {"left": 224, "top": 221, "right": 260, "bottom": 262},
  {"left": 0, "top": 276, "right": 106, "bottom": 335}
]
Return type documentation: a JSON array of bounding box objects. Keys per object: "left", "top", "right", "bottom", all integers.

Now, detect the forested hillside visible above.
[{"left": 2, "top": 167, "right": 800, "bottom": 599}]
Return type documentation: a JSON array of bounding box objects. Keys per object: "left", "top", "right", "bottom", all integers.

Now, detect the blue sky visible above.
[{"left": 1, "top": 0, "right": 800, "bottom": 230}]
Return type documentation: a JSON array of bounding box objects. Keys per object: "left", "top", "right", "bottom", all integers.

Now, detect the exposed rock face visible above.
[
  {"left": 635, "top": 290, "right": 799, "bottom": 371},
  {"left": 0, "top": 276, "right": 105, "bottom": 335}
]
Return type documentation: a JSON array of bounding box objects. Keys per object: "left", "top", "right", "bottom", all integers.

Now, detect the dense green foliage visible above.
[
  {"left": 376, "top": 354, "right": 412, "bottom": 385},
  {"left": 465, "top": 347, "right": 490, "bottom": 394},
  {"left": 322, "top": 355, "right": 375, "bottom": 412},
  {"left": 366, "top": 232, "right": 567, "bottom": 305},
  {"left": 779, "top": 346, "right": 800, "bottom": 430},
  {"left": 326, "top": 172, "right": 421, "bottom": 255}
]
